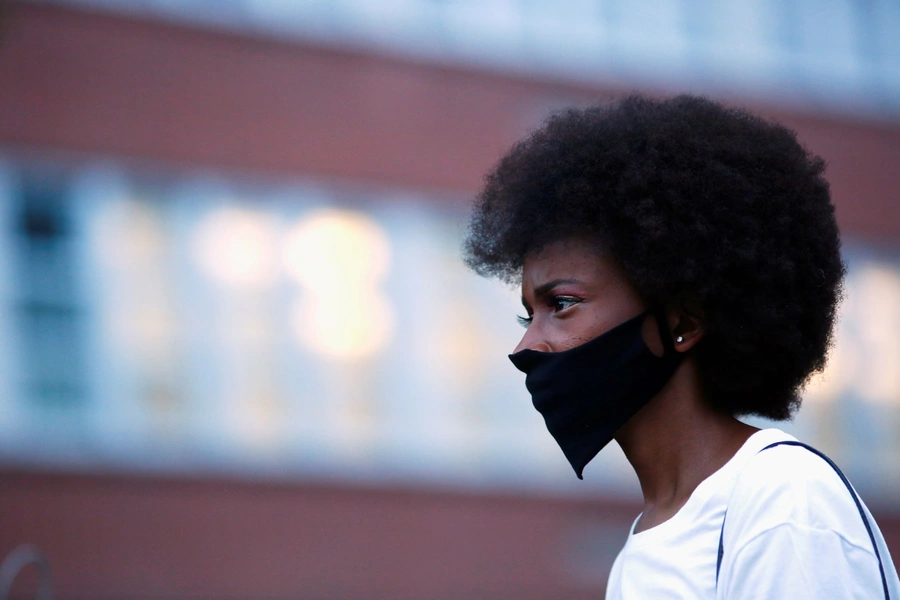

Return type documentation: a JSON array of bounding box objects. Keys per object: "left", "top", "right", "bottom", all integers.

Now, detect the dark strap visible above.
[
  {"left": 715, "top": 440, "right": 889, "bottom": 599},
  {"left": 652, "top": 307, "right": 676, "bottom": 355}
]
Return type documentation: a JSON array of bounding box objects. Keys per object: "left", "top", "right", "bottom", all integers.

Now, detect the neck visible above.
[{"left": 614, "top": 357, "right": 757, "bottom": 532}]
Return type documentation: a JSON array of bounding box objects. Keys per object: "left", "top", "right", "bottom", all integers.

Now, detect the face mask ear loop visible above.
[{"left": 652, "top": 307, "right": 676, "bottom": 357}]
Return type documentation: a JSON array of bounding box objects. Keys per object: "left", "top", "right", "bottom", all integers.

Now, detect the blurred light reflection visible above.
[
  {"left": 284, "top": 209, "right": 393, "bottom": 360},
  {"left": 853, "top": 264, "right": 900, "bottom": 405},
  {"left": 193, "top": 208, "right": 279, "bottom": 288}
]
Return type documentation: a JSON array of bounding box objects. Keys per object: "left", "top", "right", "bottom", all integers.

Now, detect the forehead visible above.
[{"left": 522, "top": 238, "right": 617, "bottom": 285}]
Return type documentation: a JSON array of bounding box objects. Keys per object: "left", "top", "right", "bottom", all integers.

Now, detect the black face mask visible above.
[{"left": 508, "top": 309, "right": 682, "bottom": 479}]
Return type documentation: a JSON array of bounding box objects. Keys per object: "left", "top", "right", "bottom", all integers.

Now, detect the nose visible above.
[{"left": 513, "top": 326, "right": 552, "bottom": 354}]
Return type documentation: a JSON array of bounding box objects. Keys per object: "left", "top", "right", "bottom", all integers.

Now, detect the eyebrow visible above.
[{"left": 522, "top": 278, "right": 584, "bottom": 307}]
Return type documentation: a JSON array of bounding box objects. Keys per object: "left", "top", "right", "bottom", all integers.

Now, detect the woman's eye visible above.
[
  {"left": 552, "top": 296, "right": 581, "bottom": 313},
  {"left": 516, "top": 314, "right": 533, "bottom": 328}
]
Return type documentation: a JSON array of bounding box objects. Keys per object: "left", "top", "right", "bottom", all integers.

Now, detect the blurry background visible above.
[{"left": 0, "top": 0, "right": 898, "bottom": 598}]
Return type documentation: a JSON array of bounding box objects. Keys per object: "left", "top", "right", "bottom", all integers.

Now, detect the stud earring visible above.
[{"left": 675, "top": 336, "right": 684, "bottom": 343}]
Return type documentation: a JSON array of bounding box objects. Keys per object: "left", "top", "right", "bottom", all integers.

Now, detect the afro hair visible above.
[{"left": 464, "top": 94, "right": 845, "bottom": 420}]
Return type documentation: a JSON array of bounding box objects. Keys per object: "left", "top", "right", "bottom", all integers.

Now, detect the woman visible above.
[{"left": 464, "top": 95, "right": 900, "bottom": 598}]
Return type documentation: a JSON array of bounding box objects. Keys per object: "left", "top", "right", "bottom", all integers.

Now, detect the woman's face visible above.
[{"left": 514, "top": 238, "right": 656, "bottom": 354}]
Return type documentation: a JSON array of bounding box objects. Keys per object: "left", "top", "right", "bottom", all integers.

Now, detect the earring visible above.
[{"left": 675, "top": 336, "right": 684, "bottom": 343}]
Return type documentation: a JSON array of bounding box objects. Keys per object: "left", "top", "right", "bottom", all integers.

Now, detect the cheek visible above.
[
  {"left": 546, "top": 314, "right": 607, "bottom": 352},
  {"left": 552, "top": 304, "right": 642, "bottom": 352},
  {"left": 559, "top": 335, "right": 593, "bottom": 352},
  {"left": 519, "top": 318, "right": 580, "bottom": 353}
]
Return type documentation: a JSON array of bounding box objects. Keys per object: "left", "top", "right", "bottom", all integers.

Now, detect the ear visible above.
[{"left": 668, "top": 307, "right": 704, "bottom": 352}]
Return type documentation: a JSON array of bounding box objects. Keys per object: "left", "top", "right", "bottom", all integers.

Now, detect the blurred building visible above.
[{"left": 0, "top": 1, "right": 899, "bottom": 598}]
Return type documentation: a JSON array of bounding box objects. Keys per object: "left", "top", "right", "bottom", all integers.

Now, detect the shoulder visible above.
[
  {"left": 726, "top": 439, "right": 872, "bottom": 550},
  {"left": 716, "top": 434, "right": 898, "bottom": 598}
]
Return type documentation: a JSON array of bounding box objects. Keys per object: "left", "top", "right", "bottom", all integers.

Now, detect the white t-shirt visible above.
[{"left": 606, "top": 428, "right": 900, "bottom": 599}]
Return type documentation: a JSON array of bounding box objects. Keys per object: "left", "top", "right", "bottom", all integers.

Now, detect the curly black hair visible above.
[{"left": 464, "top": 94, "right": 845, "bottom": 421}]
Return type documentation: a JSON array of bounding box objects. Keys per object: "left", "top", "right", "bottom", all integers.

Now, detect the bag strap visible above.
[{"left": 715, "top": 440, "right": 889, "bottom": 600}]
